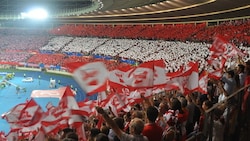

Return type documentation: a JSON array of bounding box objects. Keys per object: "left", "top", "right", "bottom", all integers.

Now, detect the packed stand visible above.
[{"left": 49, "top": 19, "right": 250, "bottom": 46}]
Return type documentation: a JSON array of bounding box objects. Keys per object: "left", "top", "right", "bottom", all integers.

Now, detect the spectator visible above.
[
  {"left": 142, "top": 106, "right": 163, "bottom": 141},
  {"left": 95, "top": 133, "right": 109, "bottom": 141},
  {"left": 96, "top": 106, "right": 149, "bottom": 141}
]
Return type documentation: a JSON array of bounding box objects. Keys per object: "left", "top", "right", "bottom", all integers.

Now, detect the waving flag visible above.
[
  {"left": 59, "top": 86, "right": 79, "bottom": 109},
  {"left": 226, "top": 43, "right": 246, "bottom": 57},
  {"left": 207, "top": 56, "right": 226, "bottom": 80},
  {"left": 109, "top": 66, "right": 131, "bottom": 88},
  {"left": 2, "top": 103, "right": 26, "bottom": 123},
  {"left": 153, "top": 60, "right": 169, "bottom": 87},
  {"left": 72, "top": 100, "right": 97, "bottom": 116},
  {"left": 67, "top": 61, "right": 109, "bottom": 96},
  {"left": 125, "top": 61, "right": 154, "bottom": 89},
  {"left": 167, "top": 62, "right": 199, "bottom": 94},
  {"left": 210, "top": 35, "right": 231, "bottom": 58},
  {"left": 198, "top": 70, "right": 209, "bottom": 94},
  {"left": 18, "top": 98, "right": 44, "bottom": 127}
]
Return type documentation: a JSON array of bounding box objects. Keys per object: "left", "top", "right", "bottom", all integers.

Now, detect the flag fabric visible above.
[
  {"left": 153, "top": 60, "right": 169, "bottom": 87},
  {"left": 198, "top": 70, "right": 209, "bottom": 94},
  {"left": 227, "top": 44, "right": 246, "bottom": 57},
  {"left": 108, "top": 65, "right": 132, "bottom": 88},
  {"left": 0, "top": 131, "right": 7, "bottom": 141},
  {"left": 18, "top": 98, "right": 44, "bottom": 127},
  {"left": 125, "top": 61, "right": 154, "bottom": 89},
  {"left": 72, "top": 100, "right": 97, "bottom": 117},
  {"left": 59, "top": 86, "right": 79, "bottom": 109},
  {"left": 1, "top": 103, "right": 26, "bottom": 124},
  {"left": 103, "top": 92, "right": 129, "bottom": 116},
  {"left": 6, "top": 129, "right": 18, "bottom": 141},
  {"left": 207, "top": 57, "right": 226, "bottom": 71},
  {"left": 167, "top": 62, "right": 199, "bottom": 94},
  {"left": 41, "top": 86, "right": 78, "bottom": 134},
  {"left": 68, "top": 61, "right": 109, "bottom": 96},
  {"left": 76, "top": 124, "right": 87, "bottom": 141},
  {"left": 210, "top": 35, "right": 231, "bottom": 58},
  {"left": 41, "top": 106, "right": 69, "bottom": 134},
  {"left": 33, "top": 130, "right": 46, "bottom": 141}
]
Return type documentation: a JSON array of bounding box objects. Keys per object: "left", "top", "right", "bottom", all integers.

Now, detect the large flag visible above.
[
  {"left": 71, "top": 100, "right": 97, "bottom": 117},
  {"left": 125, "top": 61, "right": 154, "bottom": 89},
  {"left": 103, "top": 92, "right": 130, "bottom": 116},
  {"left": 1, "top": 103, "right": 26, "bottom": 123},
  {"left": 209, "top": 35, "right": 246, "bottom": 59},
  {"left": 41, "top": 105, "right": 69, "bottom": 134},
  {"left": 31, "top": 86, "right": 67, "bottom": 99},
  {"left": 210, "top": 35, "right": 231, "bottom": 58},
  {"left": 108, "top": 66, "right": 131, "bottom": 88},
  {"left": 198, "top": 70, "right": 209, "bottom": 94},
  {"left": 18, "top": 98, "right": 44, "bottom": 127},
  {"left": 167, "top": 62, "right": 199, "bottom": 94},
  {"left": 59, "top": 86, "right": 79, "bottom": 109},
  {"left": 41, "top": 86, "right": 78, "bottom": 134},
  {"left": 67, "top": 61, "right": 109, "bottom": 96},
  {"left": 0, "top": 131, "right": 6, "bottom": 141},
  {"left": 153, "top": 60, "right": 169, "bottom": 87},
  {"left": 59, "top": 86, "right": 83, "bottom": 128}
]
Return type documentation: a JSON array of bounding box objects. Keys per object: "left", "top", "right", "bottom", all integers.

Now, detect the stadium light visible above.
[{"left": 21, "top": 8, "right": 48, "bottom": 20}]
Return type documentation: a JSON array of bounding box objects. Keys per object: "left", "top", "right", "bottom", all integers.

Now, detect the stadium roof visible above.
[{"left": 0, "top": 0, "right": 249, "bottom": 24}]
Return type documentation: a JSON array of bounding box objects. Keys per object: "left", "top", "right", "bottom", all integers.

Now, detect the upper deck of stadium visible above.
[{"left": 0, "top": 0, "right": 249, "bottom": 24}]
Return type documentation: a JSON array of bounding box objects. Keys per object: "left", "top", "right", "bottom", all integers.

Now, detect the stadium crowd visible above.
[{"left": 0, "top": 19, "right": 249, "bottom": 141}]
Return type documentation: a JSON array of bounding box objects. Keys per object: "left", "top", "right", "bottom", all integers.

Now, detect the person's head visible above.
[
  {"left": 124, "top": 112, "right": 131, "bottom": 122},
  {"left": 90, "top": 128, "right": 101, "bottom": 138},
  {"left": 146, "top": 106, "right": 159, "bottom": 123},
  {"left": 113, "top": 117, "right": 125, "bottom": 130},
  {"left": 179, "top": 96, "right": 188, "bottom": 108},
  {"left": 131, "top": 110, "right": 144, "bottom": 120},
  {"left": 169, "top": 97, "right": 183, "bottom": 113},
  {"left": 237, "top": 64, "right": 245, "bottom": 73},
  {"left": 95, "top": 133, "right": 109, "bottom": 141},
  {"left": 129, "top": 118, "right": 145, "bottom": 135},
  {"left": 59, "top": 128, "right": 75, "bottom": 140},
  {"left": 227, "top": 70, "right": 235, "bottom": 78},
  {"left": 100, "top": 125, "right": 110, "bottom": 136},
  {"left": 202, "top": 100, "right": 213, "bottom": 111},
  {"left": 63, "top": 132, "right": 78, "bottom": 141},
  {"left": 158, "top": 101, "right": 169, "bottom": 115}
]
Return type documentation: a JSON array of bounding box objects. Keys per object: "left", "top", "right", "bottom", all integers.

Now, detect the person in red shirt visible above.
[{"left": 142, "top": 106, "right": 163, "bottom": 141}]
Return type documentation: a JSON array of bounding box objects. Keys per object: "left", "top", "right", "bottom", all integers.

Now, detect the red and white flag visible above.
[
  {"left": 59, "top": 86, "right": 79, "bottom": 109},
  {"left": 0, "top": 131, "right": 7, "bottom": 141},
  {"left": 153, "top": 60, "right": 169, "bottom": 87},
  {"left": 67, "top": 61, "right": 109, "bottom": 96},
  {"left": 125, "top": 61, "right": 154, "bottom": 89},
  {"left": 104, "top": 92, "right": 129, "bottom": 117},
  {"left": 127, "top": 88, "right": 153, "bottom": 106},
  {"left": 72, "top": 100, "right": 97, "bottom": 117},
  {"left": 207, "top": 56, "right": 226, "bottom": 70},
  {"left": 41, "top": 106, "right": 69, "bottom": 134},
  {"left": 108, "top": 65, "right": 132, "bottom": 88},
  {"left": 2, "top": 103, "right": 26, "bottom": 123},
  {"left": 76, "top": 124, "right": 87, "bottom": 141},
  {"left": 226, "top": 43, "right": 246, "bottom": 58},
  {"left": 198, "top": 70, "right": 209, "bottom": 94},
  {"left": 210, "top": 35, "right": 231, "bottom": 58},
  {"left": 167, "top": 62, "right": 199, "bottom": 94},
  {"left": 18, "top": 98, "right": 44, "bottom": 127}
]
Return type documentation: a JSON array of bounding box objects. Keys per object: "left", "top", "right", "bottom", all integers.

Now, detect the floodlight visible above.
[
  {"left": 28, "top": 8, "right": 48, "bottom": 19},
  {"left": 20, "top": 8, "right": 48, "bottom": 20}
]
